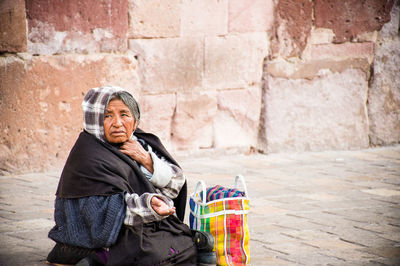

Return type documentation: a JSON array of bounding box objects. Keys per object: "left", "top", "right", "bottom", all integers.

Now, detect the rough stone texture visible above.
[
  {"left": 1, "top": 0, "right": 399, "bottom": 174},
  {"left": 139, "top": 94, "right": 177, "bottom": 150},
  {"left": 171, "top": 92, "right": 217, "bottom": 150},
  {"left": 314, "top": 0, "right": 395, "bottom": 43},
  {"left": 26, "top": 0, "right": 128, "bottom": 54},
  {"left": 205, "top": 33, "right": 268, "bottom": 90},
  {"left": 379, "top": 1, "right": 400, "bottom": 39},
  {"left": 271, "top": 0, "right": 313, "bottom": 58},
  {"left": 129, "top": 38, "right": 204, "bottom": 93},
  {"left": 0, "top": 0, "right": 27, "bottom": 52},
  {"left": 214, "top": 87, "right": 261, "bottom": 149},
  {"left": 368, "top": 3, "right": 400, "bottom": 145},
  {"left": 265, "top": 69, "right": 370, "bottom": 152},
  {"left": 307, "top": 28, "right": 336, "bottom": 45},
  {"left": 181, "top": 0, "right": 228, "bottom": 37},
  {"left": 305, "top": 42, "right": 374, "bottom": 62},
  {"left": 267, "top": 58, "right": 371, "bottom": 80},
  {"left": 128, "top": 0, "right": 181, "bottom": 38},
  {"left": 0, "top": 54, "right": 140, "bottom": 173},
  {"left": 228, "top": 0, "right": 274, "bottom": 33}
]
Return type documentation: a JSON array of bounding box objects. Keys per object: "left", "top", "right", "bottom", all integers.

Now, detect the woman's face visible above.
[{"left": 104, "top": 99, "right": 138, "bottom": 144}]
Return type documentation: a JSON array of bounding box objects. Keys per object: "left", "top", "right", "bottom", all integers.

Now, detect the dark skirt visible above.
[{"left": 107, "top": 216, "right": 197, "bottom": 266}]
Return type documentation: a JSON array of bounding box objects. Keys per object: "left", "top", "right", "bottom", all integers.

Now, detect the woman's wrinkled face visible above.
[{"left": 104, "top": 99, "right": 138, "bottom": 144}]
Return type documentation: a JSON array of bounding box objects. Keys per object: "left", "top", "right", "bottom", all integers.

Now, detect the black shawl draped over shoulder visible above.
[
  {"left": 56, "top": 128, "right": 187, "bottom": 221},
  {"left": 55, "top": 129, "right": 195, "bottom": 265}
]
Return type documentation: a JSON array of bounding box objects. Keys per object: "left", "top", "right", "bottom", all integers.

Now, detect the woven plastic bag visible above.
[{"left": 189, "top": 175, "right": 250, "bottom": 265}]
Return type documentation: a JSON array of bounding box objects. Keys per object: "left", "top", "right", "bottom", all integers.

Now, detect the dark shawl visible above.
[
  {"left": 56, "top": 128, "right": 187, "bottom": 221},
  {"left": 56, "top": 129, "right": 195, "bottom": 265}
]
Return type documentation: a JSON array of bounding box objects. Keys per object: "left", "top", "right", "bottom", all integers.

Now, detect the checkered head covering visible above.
[{"left": 82, "top": 86, "right": 138, "bottom": 142}]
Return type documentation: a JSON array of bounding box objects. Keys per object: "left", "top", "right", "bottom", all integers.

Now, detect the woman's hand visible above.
[
  {"left": 151, "top": 196, "right": 176, "bottom": 216},
  {"left": 120, "top": 140, "right": 154, "bottom": 173}
]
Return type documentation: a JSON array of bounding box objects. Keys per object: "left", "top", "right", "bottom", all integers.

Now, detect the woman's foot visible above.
[
  {"left": 46, "top": 243, "right": 96, "bottom": 265},
  {"left": 192, "top": 230, "right": 214, "bottom": 252},
  {"left": 192, "top": 230, "right": 216, "bottom": 265},
  {"left": 197, "top": 251, "right": 217, "bottom": 265},
  {"left": 75, "top": 254, "right": 105, "bottom": 266}
]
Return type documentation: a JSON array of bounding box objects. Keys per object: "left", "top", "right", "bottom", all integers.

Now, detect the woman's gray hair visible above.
[{"left": 107, "top": 91, "right": 141, "bottom": 122}]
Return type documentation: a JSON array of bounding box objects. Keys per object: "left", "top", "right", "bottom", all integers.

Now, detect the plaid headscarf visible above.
[{"left": 82, "top": 86, "right": 138, "bottom": 142}]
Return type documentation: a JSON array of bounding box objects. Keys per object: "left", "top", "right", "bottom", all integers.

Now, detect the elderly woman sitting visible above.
[{"left": 46, "top": 86, "right": 214, "bottom": 265}]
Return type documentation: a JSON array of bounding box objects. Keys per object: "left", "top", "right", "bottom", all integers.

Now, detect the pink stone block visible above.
[
  {"left": 214, "top": 87, "right": 261, "bottom": 148},
  {"left": 181, "top": 0, "right": 228, "bottom": 36},
  {"left": 128, "top": 0, "right": 181, "bottom": 38},
  {"left": 266, "top": 58, "right": 371, "bottom": 80},
  {"left": 26, "top": 0, "right": 128, "bottom": 35},
  {"left": 129, "top": 38, "right": 204, "bottom": 93},
  {"left": 171, "top": 92, "right": 217, "bottom": 150},
  {"left": 0, "top": 54, "right": 140, "bottom": 172},
  {"left": 139, "top": 94, "right": 176, "bottom": 149},
  {"left": 229, "top": 0, "right": 274, "bottom": 33},
  {"left": 310, "top": 42, "right": 374, "bottom": 60},
  {"left": 314, "top": 0, "right": 394, "bottom": 43},
  {"left": 26, "top": 0, "right": 128, "bottom": 54},
  {"left": 0, "top": 0, "right": 27, "bottom": 52},
  {"left": 271, "top": 0, "right": 313, "bottom": 58},
  {"left": 264, "top": 68, "right": 369, "bottom": 152},
  {"left": 205, "top": 33, "right": 268, "bottom": 89}
]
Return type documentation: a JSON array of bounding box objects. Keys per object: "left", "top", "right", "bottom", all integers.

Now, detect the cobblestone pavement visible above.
[{"left": 0, "top": 145, "right": 399, "bottom": 265}]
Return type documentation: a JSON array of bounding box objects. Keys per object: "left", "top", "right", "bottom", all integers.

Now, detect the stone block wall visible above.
[
  {"left": 0, "top": 0, "right": 399, "bottom": 173},
  {"left": 263, "top": 0, "right": 399, "bottom": 153}
]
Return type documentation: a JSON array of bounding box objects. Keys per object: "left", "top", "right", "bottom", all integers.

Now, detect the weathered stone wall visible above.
[
  {"left": 262, "top": 0, "right": 398, "bottom": 153},
  {"left": 0, "top": 54, "right": 140, "bottom": 172},
  {"left": 0, "top": 0, "right": 399, "bottom": 173},
  {"left": 368, "top": 3, "right": 400, "bottom": 146}
]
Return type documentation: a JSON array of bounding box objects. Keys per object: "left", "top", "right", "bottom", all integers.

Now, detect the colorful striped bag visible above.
[{"left": 189, "top": 175, "right": 250, "bottom": 265}]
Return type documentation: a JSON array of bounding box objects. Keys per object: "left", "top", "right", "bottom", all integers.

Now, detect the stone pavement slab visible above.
[{"left": 0, "top": 145, "right": 399, "bottom": 265}]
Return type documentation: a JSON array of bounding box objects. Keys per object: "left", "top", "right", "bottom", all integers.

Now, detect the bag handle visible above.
[
  {"left": 235, "top": 175, "right": 249, "bottom": 197},
  {"left": 194, "top": 180, "right": 207, "bottom": 204}
]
